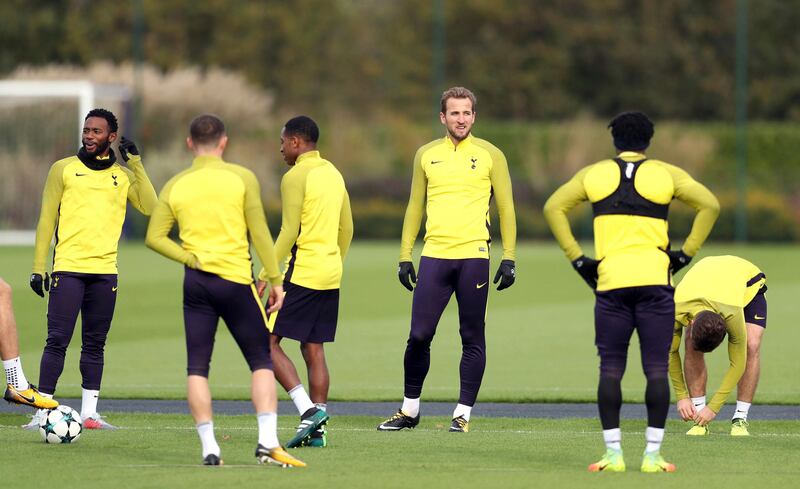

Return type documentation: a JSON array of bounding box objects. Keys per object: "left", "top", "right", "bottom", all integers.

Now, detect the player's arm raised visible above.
[
  {"left": 397, "top": 148, "right": 427, "bottom": 291},
  {"left": 119, "top": 138, "right": 158, "bottom": 215},
  {"left": 145, "top": 180, "right": 199, "bottom": 269},
  {"left": 489, "top": 146, "right": 517, "bottom": 290}
]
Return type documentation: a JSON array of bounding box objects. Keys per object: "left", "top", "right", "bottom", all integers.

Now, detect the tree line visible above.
[{"left": 2, "top": 0, "right": 799, "bottom": 121}]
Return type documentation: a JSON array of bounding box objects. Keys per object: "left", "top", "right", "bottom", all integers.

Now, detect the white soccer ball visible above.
[{"left": 39, "top": 405, "right": 82, "bottom": 444}]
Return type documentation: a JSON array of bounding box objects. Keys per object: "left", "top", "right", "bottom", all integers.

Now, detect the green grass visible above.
[
  {"left": 1, "top": 413, "right": 798, "bottom": 488},
  {"left": 2, "top": 242, "right": 799, "bottom": 404}
]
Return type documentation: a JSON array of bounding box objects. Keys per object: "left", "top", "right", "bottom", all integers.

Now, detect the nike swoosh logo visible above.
[
  {"left": 754, "top": 315, "right": 765, "bottom": 320},
  {"left": 16, "top": 391, "right": 37, "bottom": 404},
  {"left": 112, "top": 286, "right": 118, "bottom": 292},
  {"left": 75, "top": 173, "right": 87, "bottom": 176},
  {"left": 431, "top": 160, "right": 443, "bottom": 164},
  {"left": 476, "top": 282, "right": 487, "bottom": 289}
]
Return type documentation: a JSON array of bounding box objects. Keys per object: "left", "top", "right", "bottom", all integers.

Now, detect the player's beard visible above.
[
  {"left": 83, "top": 138, "right": 111, "bottom": 157},
  {"left": 447, "top": 127, "right": 471, "bottom": 142}
]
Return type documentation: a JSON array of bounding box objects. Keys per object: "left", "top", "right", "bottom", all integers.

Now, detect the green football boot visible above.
[{"left": 588, "top": 449, "right": 625, "bottom": 472}]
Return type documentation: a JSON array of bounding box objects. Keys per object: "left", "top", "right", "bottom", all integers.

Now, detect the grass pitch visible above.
[
  {"left": 2, "top": 242, "right": 799, "bottom": 404},
  {"left": 1, "top": 413, "right": 798, "bottom": 488}
]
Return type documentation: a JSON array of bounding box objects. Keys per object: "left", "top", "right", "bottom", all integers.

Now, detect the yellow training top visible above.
[
  {"left": 669, "top": 255, "right": 766, "bottom": 413},
  {"left": 33, "top": 154, "right": 157, "bottom": 275},
  {"left": 399, "top": 134, "right": 516, "bottom": 262},
  {"left": 543, "top": 151, "right": 719, "bottom": 291},
  {"left": 145, "top": 155, "right": 281, "bottom": 285},
  {"left": 257, "top": 150, "right": 353, "bottom": 290}
]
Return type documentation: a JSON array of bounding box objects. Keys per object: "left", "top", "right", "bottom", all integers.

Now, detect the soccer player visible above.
[
  {"left": 543, "top": 112, "right": 719, "bottom": 472},
  {"left": 1, "top": 277, "right": 59, "bottom": 410},
  {"left": 669, "top": 255, "right": 767, "bottom": 437},
  {"left": 26, "top": 108, "right": 157, "bottom": 430},
  {"left": 145, "top": 114, "right": 305, "bottom": 467},
  {"left": 255, "top": 116, "right": 353, "bottom": 449},
  {"left": 377, "top": 87, "right": 517, "bottom": 433}
]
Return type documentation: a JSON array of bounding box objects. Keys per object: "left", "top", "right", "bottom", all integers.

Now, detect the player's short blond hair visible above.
[{"left": 440, "top": 86, "right": 476, "bottom": 113}]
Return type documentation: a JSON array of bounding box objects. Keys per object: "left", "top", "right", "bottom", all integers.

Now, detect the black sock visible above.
[
  {"left": 645, "top": 377, "right": 670, "bottom": 429},
  {"left": 598, "top": 376, "right": 622, "bottom": 430}
]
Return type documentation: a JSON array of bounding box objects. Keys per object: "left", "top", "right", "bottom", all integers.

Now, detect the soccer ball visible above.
[{"left": 39, "top": 405, "right": 82, "bottom": 444}]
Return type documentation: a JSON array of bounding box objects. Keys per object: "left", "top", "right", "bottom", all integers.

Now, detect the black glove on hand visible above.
[
  {"left": 667, "top": 249, "right": 692, "bottom": 274},
  {"left": 30, "top": 273, "right": 50, "bottom": 298},
  {"left": 398, "top": 261, "right": 416, "bottom": 291},
  {"left": 118, "top": 136, "right": 140, "bottom": 162},
  {"left": 493, "top": 260, "right": 516, "bottom": 291},
  {"left": 572, "top": 255, "right": 600, "bottom": 289}
]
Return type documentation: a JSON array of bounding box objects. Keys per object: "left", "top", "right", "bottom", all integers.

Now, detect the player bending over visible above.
[{"left": 670, "top": 255, "right": 767, "bottom": 437}]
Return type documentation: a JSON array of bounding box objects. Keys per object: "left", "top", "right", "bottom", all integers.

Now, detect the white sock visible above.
[
  {"left": 257, "top": 412, "right": 279, "bottom": 449},
  {"left": 288, "top": 385, "right": 315, "bottom": 416},
  {"left": 645, "top": 426, "right": 665, "bottom": 453},
  {"left": 3, "top": 357, "right": 29, "bottom": 390},
  {"left": 691, "top": 395, "right": 706, "bottom": 412},
  {"left": 315, "top": 402, "right": 327, "bottom": 413},
  {"left": 453, "top": 403, "right": 472, "bottom": 421},
  {"left": 401, "top": 396, "right": 420, "bottom": 417},
  {"left": 197, "top": 421, "right": 220, "bottom": 457},
  {"left": 733, "top": 400, "right": 751, "bottom": 421},
  {"left": 603, "top": 428, "right": 622, "bottom": 451},
  {"left": 81, "top": 389, "right": 100, "bottom": 418}
]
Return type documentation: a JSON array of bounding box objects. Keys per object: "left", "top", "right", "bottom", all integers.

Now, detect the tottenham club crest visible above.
[{"left": 470, "top": 157, "right": 477, "bottom": 169}]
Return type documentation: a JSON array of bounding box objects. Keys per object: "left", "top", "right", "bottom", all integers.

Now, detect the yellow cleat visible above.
[
  {"left": 4, "top": 384, "right": 58, "bottom": 410},
  {"left": 255, "top": 445, "right": 307, "bottom": 468},
  {"left": 731, "top": 418, "right": 750, "bottom": 436},
  {"left": 449, "top": 415, "right": 469, "bottom": 432},
  {"left": 686, "top": 424, "right": 709, "bottom": 436},
  {"left": 588, "top": 449, "right": 626, "bottom": 472},
  {"left": 641, "top": 451, "right": 676, "bottom": 473}
]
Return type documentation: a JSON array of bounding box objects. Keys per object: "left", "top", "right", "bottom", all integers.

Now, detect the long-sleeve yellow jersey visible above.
[
  {"left": 258, "top": 150, "right": 353, "bottom": 290},
  {"left": 399, "top": 134, "right": 516, "bottom": 262},
  {"left": 669, "top": 255, "right": 766, "bottom": 413},
  {"left": 146, "top": 155, "right": 281, "bottom": 285},
  {"left": 33, "top": 154, "right": 157, "bottom": 275},
  {"left": 543, "top": 151, "right": 719, "bottom": 291}
]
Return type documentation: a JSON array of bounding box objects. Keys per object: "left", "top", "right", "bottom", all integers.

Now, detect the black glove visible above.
[
  {"left": 667, "top": 249, "right": 692, "bottom": 274},
  {"left": 493, "top": 260, "right": 516, "bottom": 291},
  {"left": 398, "top": 261, "right": 416, "bottom": 291},
  {"left": 118, "top": 136, "right": 139, "bottom": 162},
  {"left": 572, "top": 255, "right": 600, "bottom": 289},
  {"left": 30, "top": 273, "right": 50, "bottom": 298}
]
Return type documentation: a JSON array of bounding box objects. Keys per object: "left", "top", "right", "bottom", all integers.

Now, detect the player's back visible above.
[
  {"left": 675, "top": 255, "right": 764, "bottom": 308},
  {"left": 166, "top": 155, "right": 254, "bottom": 284}
]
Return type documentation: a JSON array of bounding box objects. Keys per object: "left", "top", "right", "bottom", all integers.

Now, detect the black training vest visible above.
[{"left": 591, "top": 158, "right": 670, "bottom": 220}]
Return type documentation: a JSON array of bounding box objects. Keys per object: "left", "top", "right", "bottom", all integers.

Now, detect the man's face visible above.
[
  {"left": 82, "top": 116, "right": 116, "bottom": 156},
  {"left": 440, "top": 97, "right": 475, "bottom": 142},
  {"left": 280, "top": 128, "right": 299, "bottom": 165}
]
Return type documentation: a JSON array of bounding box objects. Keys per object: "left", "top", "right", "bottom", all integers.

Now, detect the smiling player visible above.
[
  {"left": 26, "top": 108, "right": 157, "bottom": 430},
  {"left": 378, "top": 86, "right": 517, "bottom": 433}
]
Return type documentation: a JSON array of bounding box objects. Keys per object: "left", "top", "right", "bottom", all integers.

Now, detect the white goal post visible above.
[
  {"left": 0, "top": 80, "right": 132, "bottom": 244},
  {"left": 0, "top": 80, "right": 132, "bottom": 146}
]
